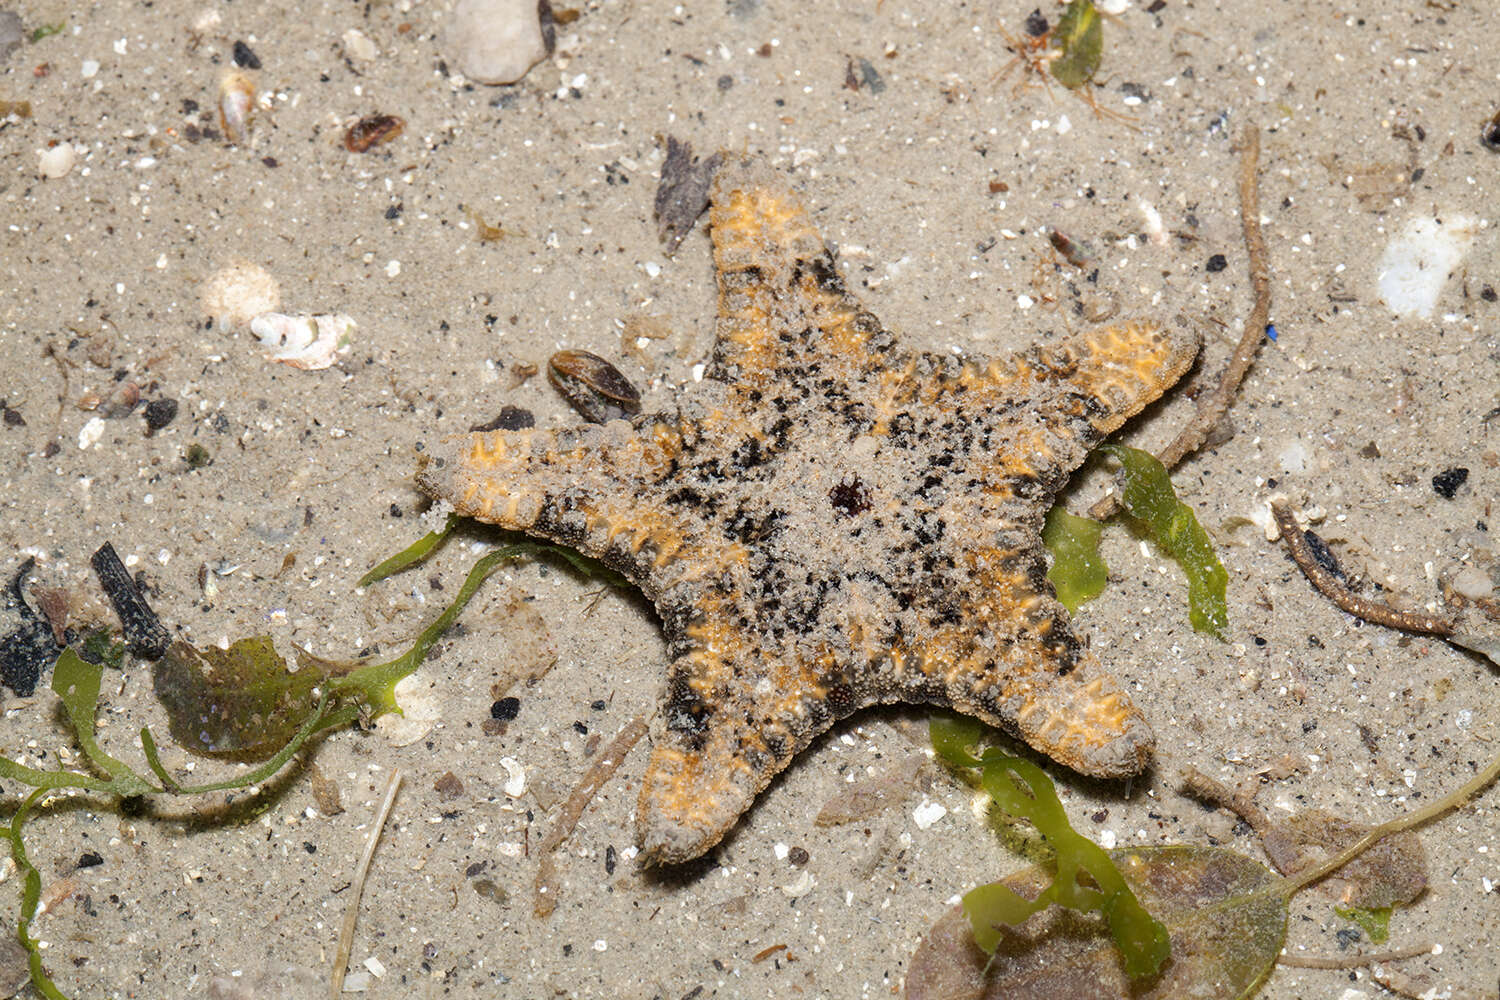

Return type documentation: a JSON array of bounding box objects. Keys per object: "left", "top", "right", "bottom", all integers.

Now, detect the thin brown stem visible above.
[
  {"left": 1269, "top": 500, "right": 1455, "bottom": 635},
  {"left": 1279, "top": 942, "right": 1436, "bottom": 970},
  {"left": 534, "top": 714, "right": 648, "bottom": 918},
  {"left": 1090, "top": 125, "right": 1272, "bottom": 520}
]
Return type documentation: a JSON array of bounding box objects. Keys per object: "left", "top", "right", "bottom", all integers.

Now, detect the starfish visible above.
[{"left": 417, "top": 160, "right": 1200, "bottom": 864}]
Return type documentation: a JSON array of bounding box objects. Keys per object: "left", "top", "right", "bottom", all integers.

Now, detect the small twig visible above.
[
  {"left": 1269, "top": 500, "right": 1456, "bottom": 636},
  {"left": 1278, "top": 942, "right": 1437, "bottom": 970},
  {"left": 533, "top": 714, "right": 648, "bottom": 918},
  {"left": 331, "top": 768, "right": 403, "bottom": 998},
  {"left": 1177, "top": 765, "right": 1273, "bottom": 838},
  {"left": 1090, "top": 125, "right": 1272, "bottom": 520},
  {"left": 90, "top": 542, "right": 173, "bottom": 658}
]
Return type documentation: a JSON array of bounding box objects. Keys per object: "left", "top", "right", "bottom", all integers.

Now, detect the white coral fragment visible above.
[
  {"left": 202, "top": 263, "right": 281, "bottom": 330},
  {"left": 1376, "top": 214, "right": 1478, "bottom": 319},
  {"left": 250, "top": 313, "right": 355, "bottom": 370}
]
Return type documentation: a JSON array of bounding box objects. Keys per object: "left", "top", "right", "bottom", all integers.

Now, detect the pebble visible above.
[
  {"left": 37, "top": 143, "right": 76, "bottom": 179},
  {"left": 201, "top": 263, "right": 281, "bottom": 330},
  {"left": 449, "top": 0, "right": 550, "bottom": 85},
  {"left": 341, "top": 28, "right": 378, "bottom": 62},
  {"left": 78, "top": 416, "right": 105, "bottom": 450}
]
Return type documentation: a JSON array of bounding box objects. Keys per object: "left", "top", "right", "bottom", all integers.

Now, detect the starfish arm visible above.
[
  {"left": 415, "top": 420, "right": 697, "bottom": 579},
  {"left": 969, "top": 319, "right": 1200, "bottom": 486},
  {"left": 709, "top": 159, "right": 897, "bottom": 388},
  {"left": 637, "top": 589, "right": 856, "bottom": 864},
  {"left": 912, "top": 564, "right": 1154, "bottom": 777}
]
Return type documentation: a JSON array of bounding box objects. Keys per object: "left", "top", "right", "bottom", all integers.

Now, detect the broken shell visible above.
[
  {"left": 201, "top": 262, "right": 281, "bottom": 330},
  {"left": 250, "top": 313, "right": 355, "bottom": 370},
  {"left": 546, "top": 349, "right": 642, "bottom": 423},
  {"left": 100, "top": 381, "right": 141, "bottom": 419},
  {"left": 1483, "top": 109, "right": 1500, "bottom": 152},
  {"left": 343, "top": 113, "right": 405, "bottom": 153},
  {"left": 218, "top": 70, "right": 256, "bottom": 145},
  {"left": 37, "top": 142, "right": 75, "bottom": 179},
  {"left": 499, "top": 756, "right": 526, "bottom": 797}
]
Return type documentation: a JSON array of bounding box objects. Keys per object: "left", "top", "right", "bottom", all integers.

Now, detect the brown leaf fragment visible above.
[
  {"left": 654, "top": 135, "right": 722, "bottom": 253},
  {"left": 1261, "top": 811, "right": 1427, "bottom": 909},
  {"left": 0, "top": 918, "right": 31, "bottom": 997},
  {"left": 1317, "top": 146, "right": 1418, "bottom": 211},
  {"left": 906, "top": 847, "right": 1284, "bottom": 1000},
  {"left": 309, "top": 763, "right": 345, "bottom": 815},
  {"left": 30, "top": 584, "right": 72, "bottom": 645},
  {"left": 434, "top": 770, "right": 465, "bottom": 800},
  {"left": 815, "top": 754, "right": 924, "bottom": 826}
]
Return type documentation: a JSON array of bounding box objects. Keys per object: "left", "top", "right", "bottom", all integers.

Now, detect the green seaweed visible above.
[
  {"left": 1048, "top": 0, "right": 1103, "bottom": 90},
  {"left": 0, "top": 534, "right": 575, "bottom": 996},
  {"left": 357, "top": 513, "right": 459, "bottom": 587},
  {"left": 931, "top": 714, "right": 1171, "bottom": 978},
  {"left": 1041, "top": 506, "right": 1108, "bottom": 613},
  {"left": 30, "top": 22, "right": 65, "bottom": 42},
  {"left": 79, "top": 628, "right": 126, "bottom": 670},
  {"left": 1101, "top": 443, "right": 1228, "bottom": 637},
  {"left": 913, "top": 716, "right": 1500, "bottom": 999},
  {"left": 1334, "top": 905, "right": 1391, "bottom": 945}
]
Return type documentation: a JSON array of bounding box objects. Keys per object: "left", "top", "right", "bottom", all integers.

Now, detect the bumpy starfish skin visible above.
[{"left": 417, "top": 160, "right": 1200, "bottom": 864}]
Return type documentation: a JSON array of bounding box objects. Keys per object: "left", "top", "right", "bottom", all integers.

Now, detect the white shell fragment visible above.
[
  {"left": 38, "top": 143, "right": 76, "bottom": 179},
  {"left": 342, "top": 28, "right": 379, "bottom": 62},
  {"left": 499, "top": 756, "right": 527, "bottom": 797},
  {"left": 250, "top": 313, "right": 355, "bottom": 370},
  {"left": 449, "top": 0, "right": 550, "bottom": 85},
  {"left": 1376, "top": 214, "right": 1478, "bottom": 319},
  {"left": 912, "top": 799, "right": 948, "bottom": 830},
  {"left": 202, "top": 263, "right": 281, "bottom": 329},
  {"left": 375, "top": 675, "right": 440, "bottom": 746}
]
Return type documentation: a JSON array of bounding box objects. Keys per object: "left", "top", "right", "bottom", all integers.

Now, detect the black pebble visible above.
[
  {"left": 1206, "top": 253, "right": 1228, "bottom": 273},
  {"left": 491, "top": 696, "right": 521, "bottom": 721},
  {"left": 1432, "top": 467, "right": 1469, "bottom": 499},
  {"left": 232, "top": 40, "right": 262, "bottom": 70},
  {"left": 77, "top": 851, "right": 104, "bottom": 869},
  {"left": 143, "top": 397, "right": 179, "bottom": 432}
]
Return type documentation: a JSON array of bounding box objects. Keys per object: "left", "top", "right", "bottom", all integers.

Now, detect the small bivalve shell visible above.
[
  {"left": 250, "top": 313, "right": 355, "bottom": 370},
  {"left": 218, "top": 70, "right": 256, "bottom": 145}
]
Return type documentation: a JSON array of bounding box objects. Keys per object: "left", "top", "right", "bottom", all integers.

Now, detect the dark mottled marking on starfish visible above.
[{"left": 417, "top": 159, "right": 1201, "bottom": 864}]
